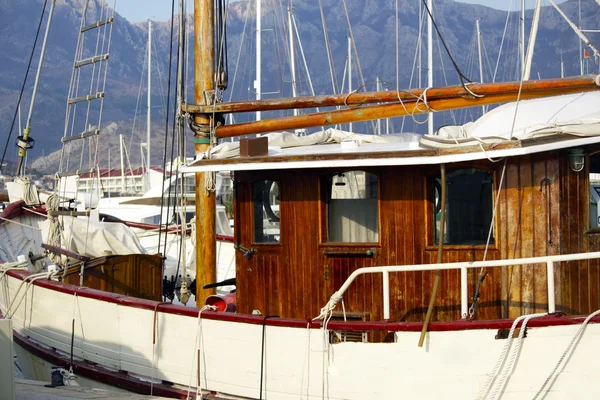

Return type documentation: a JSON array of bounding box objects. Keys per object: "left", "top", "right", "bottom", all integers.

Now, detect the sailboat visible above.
[{"left": 3, "top": 0, "right": 600, "bottom": 399}]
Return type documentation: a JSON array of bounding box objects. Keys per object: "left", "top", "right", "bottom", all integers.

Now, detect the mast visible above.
[
  {"left": 119, "top": 134, "right": 125, "bottom": 190},
  {"left": 194, "top": 0, "right": 217, "bottom": 301},
  {"left": 289, "top": 5, "right": 297, "bottom": 110},
  {"left": 16, "top": 0, "right": 56, "bottom": 176},
  {"left": 427, "top": 0, "right": 433, "bottom": 135},
  {"left": 523, "top": 0, "right": 541, "bottom": 81},
  {"left": 521, "top": 0, "right": 525, "bottom": 77},
  {"left": 476, "top": 19, "right": 485, "bottom": 116},
  {"left": 348, "top": 35, "right": 353, "bottom": 133},
  {"left": 147, "top": 21, "right": 151, "bottom": 168},
  {"left": 255, "top": 0, "right": 261, "bottom": 122},
  {"left": 146, "top": 20, "right": 152, "bottom": 190}
]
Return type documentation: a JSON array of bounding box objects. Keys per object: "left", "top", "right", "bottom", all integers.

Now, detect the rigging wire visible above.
[
  {"left": 158, "top": 0, "right": 178, "bottom": 252},
  {"left": 317, "top": 0, "right": 339, "bottom": 95},
  {"left": 420, "top": 0, "right": 474, "bottom": 90},
  {"left": 340, "top": 0, "right": 377, "bottom": 134},
  {"left": 0, "top": 0, "right": 49, "bottom": 176}
]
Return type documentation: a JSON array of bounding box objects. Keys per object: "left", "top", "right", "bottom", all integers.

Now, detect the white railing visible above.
[{"left": 323, "top": 251, "right": 600, "bottom": 320}]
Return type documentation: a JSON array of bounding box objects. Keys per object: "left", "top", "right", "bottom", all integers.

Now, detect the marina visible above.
[{"left": 2, "top": 0, "right": 600, "bottom": 399}]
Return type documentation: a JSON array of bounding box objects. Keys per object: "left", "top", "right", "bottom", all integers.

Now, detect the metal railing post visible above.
[
  {"left": 461, "top": 266, "right": 468, "bottom": 318},
  {"left": 383, "top": 271, "right": 390, "bottom": 320},
  {"left": 547, "top": 260, "right": 555, "bottom": 313}
]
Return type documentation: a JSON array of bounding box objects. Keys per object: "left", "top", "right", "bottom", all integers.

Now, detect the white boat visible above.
[{"left": 4, "top": 1, "right": 600, "bottom": 399}]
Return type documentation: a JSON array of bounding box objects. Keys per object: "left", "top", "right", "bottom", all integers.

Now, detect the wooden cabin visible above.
[
  {"left": 225, "top": 142, "right": 600, "bottom": 321},
  {"left": 226, "top": 142, "right": 600, "bottom": 324},
  {"left": 184, "top": 91, "right": 600, "bottom": 325}
]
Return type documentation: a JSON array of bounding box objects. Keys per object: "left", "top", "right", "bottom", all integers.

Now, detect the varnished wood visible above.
[
  {"left": 194, "top": 0, "right": 217, "bottom": 303},
  {"left": 182, "top": 74, "right": 600, "bottom": 114},
  {"left": 215, "top": 85, "right": 600, "bottom": 139},
  {"left": 63, "top": 254, "right": 163, "bottom": 301},
  {"left": 233, "top": 148, "right": 600, "bottom": 324}
]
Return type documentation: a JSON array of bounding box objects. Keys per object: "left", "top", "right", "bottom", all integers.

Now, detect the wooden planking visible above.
[
  {"left": 63, "top": 254, "right": 163, "bottom": 301},
  {"left": 234, "top": 149, "right": 600, "bottom": 323}
]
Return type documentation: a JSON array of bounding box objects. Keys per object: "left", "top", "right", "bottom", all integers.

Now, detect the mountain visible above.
[{"left": 0, "top": 0, "right": 598, "bottom": 174}]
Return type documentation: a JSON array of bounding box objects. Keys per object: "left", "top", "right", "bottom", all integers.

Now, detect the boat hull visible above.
[{"left": 2, "top": 269, "right": 600, "bottom": 399}]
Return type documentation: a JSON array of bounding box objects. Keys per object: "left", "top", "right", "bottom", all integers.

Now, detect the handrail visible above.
[{"left": 318, "top": 251, "right": 600, "bottom": 320}]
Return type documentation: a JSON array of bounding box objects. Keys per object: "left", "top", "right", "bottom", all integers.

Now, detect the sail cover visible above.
[
  {"left": 40, "top": 216, "right": 146, "bottom": 258},
  {"left": 419, "top": 91, "right": 600, "bottom": 148}
]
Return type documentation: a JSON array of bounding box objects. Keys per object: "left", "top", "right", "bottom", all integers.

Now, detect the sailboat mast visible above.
[
  {"left": 348, "top": 35, "right": 353, "bottom": 133},
  {"left": 194, "top": 0, "right": 217, "bottom": 301},
  {"left": 476, "top": 19, "right": 485, "bottom": 116},
  {"left": 427, "top": 0, "right": 433, "bottom": 135},
  {"left": 521, "top": 0, "right": 525, "bottom": 77},
  {"left": 147, "top": 20, "right": 152, "bottom": 174},
  {"left": 255, "top": 0, "right": 262, "bottom": 122},
  {"left": 16, "top": 0, "right": 56, "bottom": 176}
]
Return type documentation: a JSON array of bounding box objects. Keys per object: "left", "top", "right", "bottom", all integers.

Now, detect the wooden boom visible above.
[
  {"left": 182, "top": 74, "right": 600, "bottom": 115},
  {"left": 210, "top": 75, "right": 600, "bottom": 139}
]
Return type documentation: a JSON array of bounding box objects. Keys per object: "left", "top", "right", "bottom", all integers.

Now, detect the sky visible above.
[{"left": 117, "top": 0, "right": 568, "bottom": 23}]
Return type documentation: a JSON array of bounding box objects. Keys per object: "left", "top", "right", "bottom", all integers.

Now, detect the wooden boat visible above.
[{"left": 3, "top": 1, "right": 600, "bottom": 399}]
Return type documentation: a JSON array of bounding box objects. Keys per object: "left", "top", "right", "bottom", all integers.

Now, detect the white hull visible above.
[{"left": 2, "top": 268, "right": 600, "bottom": 399}]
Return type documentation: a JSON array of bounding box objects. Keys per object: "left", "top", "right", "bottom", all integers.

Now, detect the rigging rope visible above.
[
  {"left": 477, "top": 313, "right": 548, "bottom": 400},
  {"left": 420, "top": 0, "right": 475, "bottom": 91},
  {"left": 158, "top": 0, "right": 178, "bottom": 252},
  {"left": 0, "top": 0, "right": 48, "bottom": 176},
  {"left": 532, "top": 309, "right": 600, "bottom": 399}
]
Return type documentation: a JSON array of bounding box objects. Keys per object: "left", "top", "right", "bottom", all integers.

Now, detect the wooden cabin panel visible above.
[
  {"left": 233, "top": 150, "right": 600, "bottom": 322},
  {"left": 558, "top": 155, "right": 587, "bottom": 315},
  {"left": 234, "top": 176, "right": 284, "bottom": 316},
  {"left": 281, "top": 172, "right": 321, "bottom": 319},
  {"left": 500, "top": 155, "right": 562, "bottom": 317},
  {"left": 63, "top": 254, "right": 163, "bottom": 301}
]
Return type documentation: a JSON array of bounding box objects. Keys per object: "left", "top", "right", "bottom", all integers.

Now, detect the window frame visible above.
[
  {"left": 250, "top": 179, "right": 282, "bottom": 245},
  {"left": 319, "top": 169, "right": 381, "bottom": 246},
  {"left": 425, "top": 166, "right": 498, "bottom": 250},
  {"left": 587, "top": 150, "right": 600, "bottom": 234}
]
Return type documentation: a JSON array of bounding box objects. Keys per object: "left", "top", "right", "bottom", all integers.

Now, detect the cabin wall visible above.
[
  {"left": 557, "top": 144, "right": 600, "bottom": 316},
  {"left": 64, "top": 254, "right": 163, "bottom": 301},
  {"left": 234, "top": 148, "right": 600, "bottom": 322}
]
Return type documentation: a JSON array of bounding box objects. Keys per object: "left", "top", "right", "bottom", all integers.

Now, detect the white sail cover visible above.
[
  {"left": 420, "top": 91, "right": 600, "bottom": 148},
  {"left": 201, "top": 128, "right": 410, "bottom": 160},
  {"left": 40, "top": 216, "right": 146, "bottom": 258}
]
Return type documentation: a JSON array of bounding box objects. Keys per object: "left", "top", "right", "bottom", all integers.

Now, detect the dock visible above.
[{"left": 16, "top": 379, "right": 172, "bottom": 400}]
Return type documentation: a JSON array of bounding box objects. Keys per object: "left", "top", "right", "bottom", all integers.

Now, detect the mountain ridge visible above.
[{"left": 0, "top": 0, "right": 597, "bottom": 174}]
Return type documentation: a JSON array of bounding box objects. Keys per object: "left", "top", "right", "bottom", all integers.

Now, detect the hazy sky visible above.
[{"left": 117, "top": 0, "right": 567, "bottom": 23}]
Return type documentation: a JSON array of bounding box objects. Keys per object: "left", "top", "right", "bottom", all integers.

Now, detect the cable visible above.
[
  {"left": 0, "top": 0, "right": 48, "bottom": 176},
  {"left": 158, "top": 0, "right": 177, "bottom": 252},
  {"left": 421, "top": 0, "right": 473, "bottom": 88}
]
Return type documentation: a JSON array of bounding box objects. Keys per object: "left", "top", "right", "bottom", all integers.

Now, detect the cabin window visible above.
[
  {"left": 433, "top": 168, "right": 494, "bottom": 245},
  {"left": 326, "top": 171, "right": 379, "bottom": 243},
  {"left": 589, "top": 153, "right": 600, "bottom": 229},
  {"left": 252, "top": 180, "right": 280, "bottom": 243}
]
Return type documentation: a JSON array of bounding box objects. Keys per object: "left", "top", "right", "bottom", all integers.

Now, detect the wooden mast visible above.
[{"left": 194, "top": 0, "right": 217, "bottom": 302}]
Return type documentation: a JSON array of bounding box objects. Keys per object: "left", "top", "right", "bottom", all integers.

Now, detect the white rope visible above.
[
  {"left": 0, "top": 261, "right": 28, "bottom": 312},
  {"left": 532, "top": 309, "right": 600, "bottom": 399},
  {"left": 477, "top": 313, "right": 547, "bottom": 400},
  {"left": 5, "top": 270, "right": 58, "bottom": 319},
  {"left": 187, "top": 305, "right": 217, "bottom": 399},
  {"left": 313, "top": 292, "right": 343, "bottom": 321},
  {"left": 46, "top": 192, "right": 63, "bottom": 265},
  {"left": 299, "top": 321, "right": 312, "bottom": 399},
  {"left": 189, "top": 217, "right": 196, "bottom": 246},
  {"left": 321, "top": 310, "right": 333, "bottom": 400}
]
